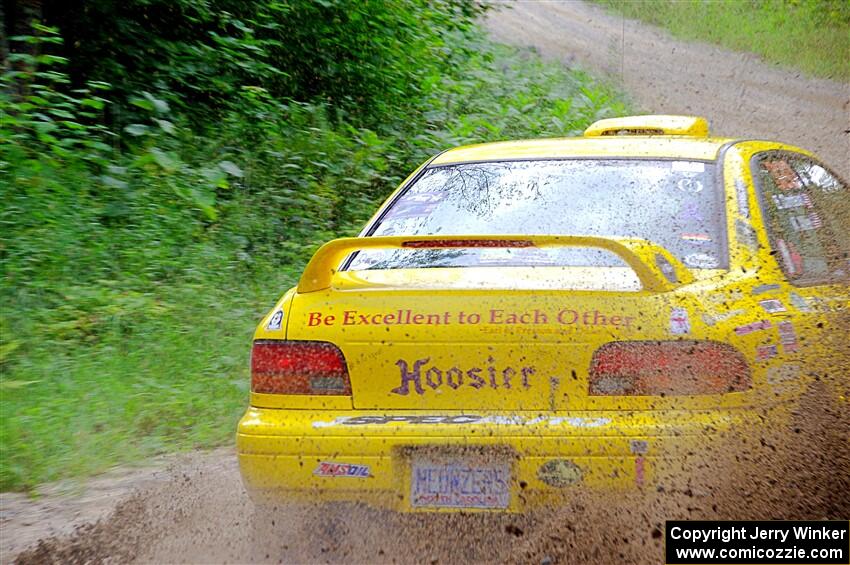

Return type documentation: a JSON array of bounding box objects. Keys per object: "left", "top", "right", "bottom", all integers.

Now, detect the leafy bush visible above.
[{"left": 0, "top": 7, "right": 628, "bottom": 490}]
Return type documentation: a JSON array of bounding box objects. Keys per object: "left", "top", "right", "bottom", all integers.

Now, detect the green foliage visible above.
[
  {"left": 0, "top": 5, "right": 629, "bottom": 491},
  {"left": 33, "top": 0, "right": 487, "bottom": 125},
  {"left": 591, "top": 0, "right": 850, "bottom": 81}
]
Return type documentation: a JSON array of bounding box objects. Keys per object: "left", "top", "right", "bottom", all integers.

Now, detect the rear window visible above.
[{"left": 349, "top": 159, "right": 725, "bottom": 270}]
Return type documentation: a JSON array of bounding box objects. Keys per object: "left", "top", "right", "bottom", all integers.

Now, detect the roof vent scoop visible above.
[{"left": 584, "top": 115, "right": 710, "bottom": 137}]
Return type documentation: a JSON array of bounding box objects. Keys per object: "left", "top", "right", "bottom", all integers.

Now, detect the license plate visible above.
[{"left": 410, "top": 458, "right": 511, "bottom": 509}]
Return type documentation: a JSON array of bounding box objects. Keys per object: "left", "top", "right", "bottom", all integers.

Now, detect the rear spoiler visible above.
[{"left": 297, "top": 235, "right": 694, "bottom": 293}]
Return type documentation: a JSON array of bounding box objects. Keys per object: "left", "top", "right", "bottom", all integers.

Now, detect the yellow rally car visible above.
[{"left": 237, "top": 115, "right": 849, "bottom": 512}]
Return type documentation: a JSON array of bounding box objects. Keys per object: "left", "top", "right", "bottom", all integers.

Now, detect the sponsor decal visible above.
[
  {"left": 751, "top": 284, "right": 781, "bottom": 295},
  {"left": 772, "top": 193, "right": 812, "bottom": 210},
  {"left": 267, "top": 310, "right": 284, "bottom": 330},
  {"left": 788, "top": 292, "right": 813, "bottom": 312},
  {"left": 312, "top": 415, "right": 612, "bottom": 428},
  {"left": 734, "top": 320, "right": 772, "bottom": 336},
  {"left": 676, "top": 178, "right": 704, "bottom": 193},
  {"left": 671, "top": 161, "right": 706, "bottom": 173},
  {"left": 313, "top": 462, "right": 371, "bottom": 478},
  {"left": 677, "top": 202, "right": 704, "bottom": 222},
  {"left": 735, "top": 219, "right": 758, "bottom": 250},
  {"left": 777, "top": 321, "right": 799, "bottom": 353},
  {"left": 684, "top": 253, "right": 719, "bottom": 269},
  {"left": 630, "top": 440, "right": 649, "bottom": 455},
  {"left": 777, "top": 239, "right": 804, "bottom": 276},
  {"left": 390, "top": 357, "right": 535, "bottom": 396},
  {"left": 669, "top": 308, "right": 691, "bottom": 335},
  {"left": 759, "top": 299, "right": 787, "bottom": 314},
  {"left": 635, "top": 457, "right": 645, "bottom": 488},
  {"left": 307, "top": 308, "right": 635, "bottom": 329},
  {"left": 537, "top": 460, "right": 582, "bottom": 488},
  {"left": 383, "top": 192, "right": 445, "bottom": 221},
  {"left": 702, "top": 308, "right": 746, "bottom": 326},
  {"left": 756, "top": 344, "right": 779, "bottom": 362},
  {"left": 789, "top": 214, "right": 821, "bottom": 232},
  {"left": 735, "top": 178, "right": 750, "bottom": 218}
]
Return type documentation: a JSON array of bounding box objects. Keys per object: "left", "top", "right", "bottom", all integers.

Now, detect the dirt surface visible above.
[
  {"left": 3, "top": 3, "right": 849, "bottom": 564},
  {"left": 484, "top": 0, "right": 850, "bottom": 180},
  {"left": 4, "top": 383, "right": 848, "bottom": 564}
]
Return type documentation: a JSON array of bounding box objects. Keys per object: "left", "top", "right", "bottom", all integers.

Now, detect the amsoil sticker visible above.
[
  {"left": 669, "top": 308, "right": 691, "bottom": 334},
  {"left": 759, "top": 299, "right": 787, "bottom": 314},
  {"left": 734, "top": 320, "right": 772, "bottom": 336},
  {"left": 313, "top": 462, "right": 371, "bottom": 478},
  {"left": 756, "top": 344, "right": 779, "bottom": 361},
  {"left": 267, "top": 310, "right": 284, "bottom": 330}
]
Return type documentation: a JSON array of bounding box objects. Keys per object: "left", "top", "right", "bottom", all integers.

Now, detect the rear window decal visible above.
[
  {"left": 684, "top": 252, "right": 719, "bottom": 268},
  {"left": 671, "top": 161, "right": 705, "bottom": 173},
  {"left": 681, "top": 233, "right": 712, "bottom": 244},
  {"left": 675, "top": 178, "right": 703, "bottom": 193},
  {"left": 677, "top": 201, "right": 704, "bottom": 222}
]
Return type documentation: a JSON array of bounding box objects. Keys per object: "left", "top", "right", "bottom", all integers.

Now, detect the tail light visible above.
[
  {"left": 588, "top": 341, "right": 750, "bottom": 396},
  {"left": 251, "top": 340, "right": 351, "bottom": 395}
]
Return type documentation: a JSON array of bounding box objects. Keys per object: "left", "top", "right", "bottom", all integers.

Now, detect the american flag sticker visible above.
[{"left": 669, "top": 308, "right": 691, "bottom": 334}]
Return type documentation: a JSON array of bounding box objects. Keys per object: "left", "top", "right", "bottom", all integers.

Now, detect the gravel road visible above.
[
  {"left": 3, "top": 2, "right": 848, "bottom": 563},
  {"left": 485, "top": 0, "right": 849, "bottom": 179}
]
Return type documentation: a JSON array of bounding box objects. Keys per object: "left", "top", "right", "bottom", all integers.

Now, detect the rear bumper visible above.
[{"left": 236, "top": 406, "right": 791, "bottom": 512}]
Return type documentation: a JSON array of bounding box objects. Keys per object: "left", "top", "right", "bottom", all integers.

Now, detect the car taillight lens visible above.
[
  {"left": 251, "top": 340, "right": 351, "bottom": 395},
  {"left": 588, "top": 341, "right": 751, "bottom": 396}
]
